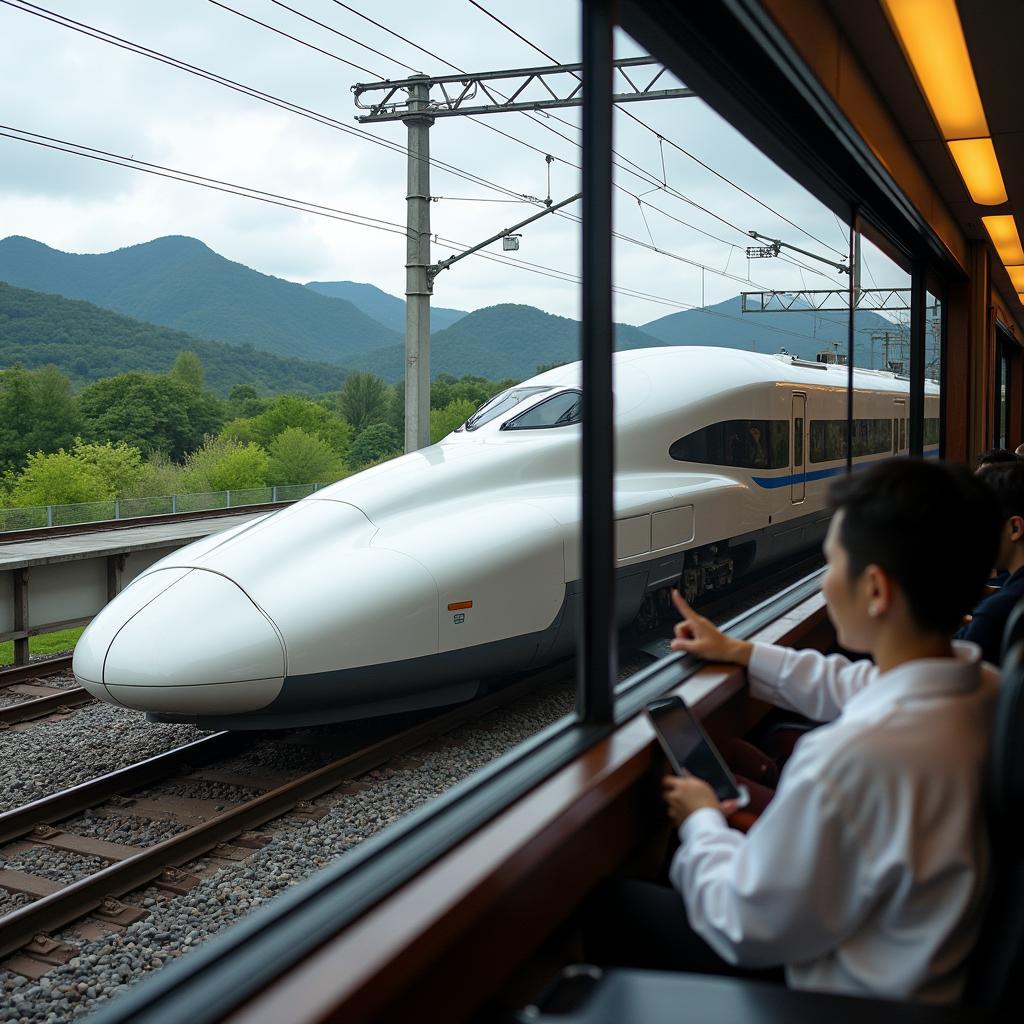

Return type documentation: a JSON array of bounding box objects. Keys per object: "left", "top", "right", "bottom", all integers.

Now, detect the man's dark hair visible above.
[
  {"left": 978, "top": 459, "right": 1024, "bottom": 521},
  {"left": 828, "top": 459, "right": 1001, "bottom": 634},
  {"left": 976, "top": 448, "right": 1018, "bottom": 467}
]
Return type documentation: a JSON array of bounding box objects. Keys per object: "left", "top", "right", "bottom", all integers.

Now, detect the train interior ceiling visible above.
[{"left": 92, "top": 2, "right": 1024, "bottom": 1023}]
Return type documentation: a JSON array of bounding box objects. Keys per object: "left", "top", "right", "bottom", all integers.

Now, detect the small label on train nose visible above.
[
  {"left": 454, "top": 613, "right": 465, "bottom": 624},
  {"left": 448, "top": 601, "right": 473, "bottom": 611}
]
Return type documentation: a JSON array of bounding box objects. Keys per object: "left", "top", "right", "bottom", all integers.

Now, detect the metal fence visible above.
[{"left": 0, "top": 483, "right": 325, "bottom": 533}]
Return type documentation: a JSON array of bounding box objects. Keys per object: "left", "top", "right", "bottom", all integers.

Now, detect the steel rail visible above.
[
  {"left": 0, "top": 655, "right": 74, "bottom": 688},
  {"left": 0, "top": 732, "right": 251, "bottom": 846},
  {"left": 0, "top": 686, "right": 92, "bottom": 725},
  {"left": 0, "top": 662, "right": 571, "bottom": 959}
]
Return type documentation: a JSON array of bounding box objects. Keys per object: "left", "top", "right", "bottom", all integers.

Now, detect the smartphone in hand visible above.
[{"left": 646, "top": 695, "right": 750, "bottom": 808}]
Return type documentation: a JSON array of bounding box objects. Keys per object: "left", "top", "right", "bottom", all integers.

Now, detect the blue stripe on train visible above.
[{"left": 752, "top": 449, "right": 940, "bottom": 489}]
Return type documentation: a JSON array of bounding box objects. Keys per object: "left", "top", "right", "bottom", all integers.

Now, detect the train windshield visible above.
[
  {"left": 503, "top": 389, "right": 582, "bottom": 430},
  {"left": 461, "top": 386, "right": 553, "bottom": 431}
]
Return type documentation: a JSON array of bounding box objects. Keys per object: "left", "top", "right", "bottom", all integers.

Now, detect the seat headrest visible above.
[
  {"left": 990, "top": 640, "right": 1024, "bottom": 833},
  {"left": 1002, "top": 598, "right": 1024, "bottom": 657}
]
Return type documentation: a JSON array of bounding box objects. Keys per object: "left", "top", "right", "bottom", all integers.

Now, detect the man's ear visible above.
[
  {"left": 863, "top": 563, "right": 894, "bottom": 618},
  {"left": 1009, "top": 515, "right": 1024, "bottom": 543}
]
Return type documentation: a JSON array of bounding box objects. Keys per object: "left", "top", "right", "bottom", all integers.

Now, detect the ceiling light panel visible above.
[
  {"left": 983, "top": 216, "right": 1024, "bottom": 266},
  {"left": 947, "top": 138, "right": 1008, "bottom": 206},
  {"left": 881, "top": 0, "right": 988, "bottom": 139}
]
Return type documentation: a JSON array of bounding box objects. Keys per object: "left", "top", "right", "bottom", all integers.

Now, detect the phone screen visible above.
[{"left": 646, "top": 698, "right": 747, "bottom": 805}]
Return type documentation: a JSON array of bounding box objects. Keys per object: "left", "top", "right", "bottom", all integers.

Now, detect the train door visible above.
[
  {"left": 791, "top": 392, "right": 806, "bottom": 503},
  {"left": 893, "top": 398, "right": 907, "bottom": 454}
]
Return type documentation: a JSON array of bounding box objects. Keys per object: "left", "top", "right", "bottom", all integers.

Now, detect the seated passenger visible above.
[
  {"left": 956, "top": 460, "right": 1024, "bottom": 663},
  {"left": 976, "top": 447, "right": 1017, "bottom": 469},
  {"left": 589, "top": 460, "right": 1000, "bottom": 1004}
]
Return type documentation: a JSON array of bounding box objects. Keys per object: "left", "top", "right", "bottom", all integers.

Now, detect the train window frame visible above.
[
  {"left": 460, "top": 385, "right": 554, "bottom": 432},
  {"left": 501, "top": 389, "right": 582, "bottom": 430}
]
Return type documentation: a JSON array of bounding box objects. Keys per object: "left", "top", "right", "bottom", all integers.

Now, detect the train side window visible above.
[
  {"left": 809, "top": 418, "right": 892, "bottom": 462},
  {"left": 794, "top": 417, "right": 804, "bottom": 467},
  {"left": 462, "top": 386, "right": 553, "bottom": 431},
  {"left": 503, "top": 390, "right": 581, "bottom": 430},
  {"left": 924, "top": 418, "right": 940, "bottom": 445},
  {"left": 670, "top": 419, "right": 789, "bottom": 469}
]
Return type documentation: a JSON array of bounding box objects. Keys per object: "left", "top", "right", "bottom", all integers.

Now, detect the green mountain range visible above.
[
  {"left": 0, "top": 235, "right": 400, "bottom": 366},
  {"left": 0, "top": 233, "right": 906, "bottom": 388},
  {"left": 0, "top": 282, "right": 346, "bottom": 394},
  {"left": 347, "top": 303, "right": 667, "bottom": 381},
  {"left": 305, "top": 280, "right": 468, "bottom": 333}
]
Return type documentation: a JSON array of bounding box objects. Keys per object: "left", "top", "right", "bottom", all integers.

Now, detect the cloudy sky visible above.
[{"left": 0, "top": 0, "right": 907, "bottom": 325}]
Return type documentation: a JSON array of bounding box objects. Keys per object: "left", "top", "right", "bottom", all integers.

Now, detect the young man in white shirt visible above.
[{"left": 590, "top": 459, "right": 1002, "bottom": 1004}]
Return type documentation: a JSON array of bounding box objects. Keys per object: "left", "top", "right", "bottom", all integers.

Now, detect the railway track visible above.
[{"left": 0, "top": 660, "right": 574, "bottom": 969}]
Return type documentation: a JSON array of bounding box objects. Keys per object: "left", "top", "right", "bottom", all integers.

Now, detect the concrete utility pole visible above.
[
  {"left": 404, "top": 76, "right": 433, "bottom": 452},
  {"left": 354, "top": 57, "right": 690, "bottom": 453}
]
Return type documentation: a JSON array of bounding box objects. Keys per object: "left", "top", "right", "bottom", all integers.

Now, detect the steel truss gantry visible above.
[
  {"left": 741, "top": 288, "right": 913, "bottom": 313},
  {"left": 352, "top": 58, "right": 689, "bottom": 451}
]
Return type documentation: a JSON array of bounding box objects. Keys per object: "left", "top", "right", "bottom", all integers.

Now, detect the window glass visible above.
[
  {"left": 809, "top": 418, "right": 892, "bottom": 462},
  {"left": 794, "top": 416, "right": 804, "bottom": 467},
  {"left": 504, "top": 390, "right": 581, "bottom": 429},
  {"left": 924, "top": 418, "right": 940, "bottom": 446},
  {"left": 462, "top": 386, "right": 553, "bottom": 431},
  {"left": 670, "top": 420, "right": 789, "bottom": 469}
]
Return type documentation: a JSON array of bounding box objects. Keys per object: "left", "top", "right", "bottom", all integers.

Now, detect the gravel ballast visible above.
[{"left": 0, "top": 678, "right": 579, "bottom": 1022}]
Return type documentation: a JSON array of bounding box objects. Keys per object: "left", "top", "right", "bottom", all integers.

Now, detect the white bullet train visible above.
[{"left": 73, "top": 347, "right": 939, "bottom": 729}]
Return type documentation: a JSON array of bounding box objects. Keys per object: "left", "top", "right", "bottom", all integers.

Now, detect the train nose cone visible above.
[{"left": 75, "top": 568, "right": 285, "bottom": 714}]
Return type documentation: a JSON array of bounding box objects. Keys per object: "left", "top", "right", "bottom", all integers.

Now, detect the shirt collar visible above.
[{"left": 843, "top": 640, "right": 984, "bottom": 718}]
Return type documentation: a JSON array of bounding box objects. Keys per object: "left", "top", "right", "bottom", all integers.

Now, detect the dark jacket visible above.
[{"left": 955, "top": 566, "right": 1024, "bottom": 664}]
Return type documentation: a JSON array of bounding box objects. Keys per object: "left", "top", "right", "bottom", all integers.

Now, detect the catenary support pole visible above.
[
  {"left": 404, "top": 75, "right": 433, "bottom": 452},
  {"left": 577, "top": 0, "right": 616, "bottom": 725}
]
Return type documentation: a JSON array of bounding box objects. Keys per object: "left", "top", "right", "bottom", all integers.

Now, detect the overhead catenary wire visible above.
[
  {"left": 0, "top": 124, "right": 846, "bottom": 346},
  {"left": 3, "top": 0, "right": 797, "bottom": 296},
  {"left": 466, "top": 0, "right": 847, "bottom": 259}
]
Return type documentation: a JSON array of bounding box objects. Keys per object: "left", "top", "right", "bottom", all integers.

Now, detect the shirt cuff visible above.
[
  {"left": 679, "top": 805, "right": 728, "bottom": 844},
  {"left": 747, "top": 641, "right": 788, "bottom": 702}
]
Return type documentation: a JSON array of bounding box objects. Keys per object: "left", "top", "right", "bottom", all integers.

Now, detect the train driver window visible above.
[
  {"left": 460, "top": 386, "right": 553, "bottom": 431},
  {"left": 503, "top": 389, "right": 582, "bottom": 430}
]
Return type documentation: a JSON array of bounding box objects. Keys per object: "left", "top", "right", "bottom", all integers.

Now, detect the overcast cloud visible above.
[{"left": 0, "top": 0, "right": 907, "bottom": 325}]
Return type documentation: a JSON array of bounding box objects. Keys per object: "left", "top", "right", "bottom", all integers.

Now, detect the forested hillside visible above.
[
  {"left": 0, "top": 282, "right": 347, "bottom": 394},
  {"left": 349, "top": 303, "right": 665, "bottom": 381},
  {"left": 305, "top": 280, "right": 468, "bottom": 333},
  {"left": 0, "top": 235, "right": 400, "bottom": 365}
]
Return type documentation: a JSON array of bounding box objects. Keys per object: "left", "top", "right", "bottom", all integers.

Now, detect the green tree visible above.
[
  {"left": 171, "top": 350, "right": 205, "bottom": 391},
  {"left": 430, "top": 399, "right": 477, "bottom": 443},
  {"left": 7, "top": 449, "right": 111, "bottom": 507},
  {"left": 350, "top": 422, "right": 401, "bottom": 469},
  {"left": 181, "top": 437, "right": 270, "bottom": 492},
  {"left": 78, "top": 372, "right": 221, "bottom": 460},
  {"left": 123, "top": 453, "right": 187, "bottom": 499},
  {"left": 338, "top": 372, "right": 389, "bottom": 432},
  {"left": 226, "top": 384, "right": 268, "bottom": 419},
  {"left": 0, "top": 365, "right": 80, "bottom": 473},
  {"left": 244, "top": 395, "right": 351, "bottom": 456},
  {"left": 72, "top": 440, "right": 145, "bottom": 496},
  {"left": 267, "top": 427, "right": 344, "bottom": 485}
]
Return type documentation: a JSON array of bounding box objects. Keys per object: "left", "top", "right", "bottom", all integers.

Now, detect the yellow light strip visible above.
[
  {"left": 881, "top": 0, "right": 988, "bottom": 139},
  {"left": 947, "top": 138, "right": 1008, "bottom": 206},
  {"left": 1007, "top": 266, "right": 1024, "bottom": 291},
  {"left": 882, "top": 1, "right": 1009, "bottom": 208},
  {"left": 983, "top": 216, "right": 1024, "bottom": 266}
]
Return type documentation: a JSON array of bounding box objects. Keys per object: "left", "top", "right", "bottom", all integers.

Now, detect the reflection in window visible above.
[
  {"left": 670, "top": 420, "right": 789, "bottom": 469},
  {"left": 504, "top": 390, "right": 581, "bottom": 430},
  {"left": 810, "top": 419, "right": 893, "bottom": 463},
  {"left": 461, "top": 386, "right": 553, "bottom": 431}
]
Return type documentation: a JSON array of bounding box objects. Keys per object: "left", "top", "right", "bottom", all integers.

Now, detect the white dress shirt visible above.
[{"left": 669, "top": 641, "right": 997, "bottom": 1003}]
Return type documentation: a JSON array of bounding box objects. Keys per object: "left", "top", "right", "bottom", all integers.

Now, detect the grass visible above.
[{"left": 0, "top": 626, "right": 85, "bottom": 667}]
